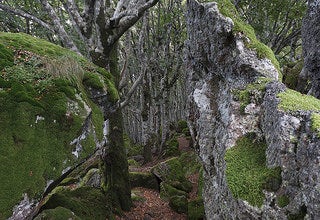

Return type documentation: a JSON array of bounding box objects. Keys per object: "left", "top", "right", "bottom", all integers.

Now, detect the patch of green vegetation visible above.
[
  {"left": 225, "top": 135, "right": 282, "bottom": 207},
  {"left": 233, "top": 77, "right": 271, "bottom": 113},
  {"left": 125, "top": 134, "right": 143, "bottom": 157},
  {"left": 160, "top": 182, "right": 188, "bottom": 200},
  {"left": 283, "top": 60, "right": 303, "bottom": 89},
  {"left": 188, "top": 198, "right": 205, "bottom": 220},
  {"left": 164, "top": 136, "right": 180, "bottom": 157},
  {"left": 311, "top": 113, "right": 320, "bottom": 138},
  {"left": 277, "top": 195, "right": 290, "bottom": 208},
  {"left": 83, "top": 72, "right": 104, "bottom": 90},
  {"left": 129, "top": 172, "right": 159, "bottom": 190},
  {"left": 40, "top": 187, "right": 111, "bottom": 219},
  {"left": 0, "top": 33, "right": 115, "bottom": 219},
  {"left": 277, "top": 89, "right": 320, "bottom": 112},
  {"left": 128, "top": 159, "right": 140, "bottom": 167},
  {"left": 34, "top": 206, "right": 81, "bottom": 220},
  {"left": 0, "top": 44, "right": 14, "bottom": 70},
  {"left": 204, "top": 0, "right": 281, "bottom": 77},
  {"left": 0, "top": 32, "right": 74, "bottom": 58},
  {"left": 177, "top": 120, "right": 188, "bottom": 133},
  {"left": 169, "top": 195, "right": 188, "bottom": 214}
]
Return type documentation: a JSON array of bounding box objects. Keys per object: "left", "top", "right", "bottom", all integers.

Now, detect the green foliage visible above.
[
  {"left": 277, "top": 195, "right": 290, "bottom": 208},
  {"left": 311, "top": 113, "right": 320, "bottom": 138},
  {"left": 213, "top": 0, "right": 281, "bottom": 76},
  {"left": 188, "top": 198, "right": 205, "bottom": 220},
  {"left": 40, "top": 187, "right": 112, "bottom": 220},
  {"left": 164, "top": 136, "right": 180, "bottom": 157},
  {"left": 34, "top": 206, "right": 81, "bottom": 220},
  {"left": 277, "top": 89, "right": 320, "bottom": 112},
  {"left": 233, "top": 77, "right": 271, "bottom": 113},
  {"left": 225, "top": 135, "right": 282, "bottom": 207},
  {"left": 169, "top": 195, "right": 188, "bottom": 214},
  {"left": 177, "top": 120, "right": 188, "bottom": 133}
]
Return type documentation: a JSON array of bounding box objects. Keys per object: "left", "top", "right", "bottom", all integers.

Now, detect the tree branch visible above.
[
  {"left": 0, "top": 3, "right": 54, "bottom": 32},
  {"left": 120, "top": 67, "right": 146, "bottom": 109},
  {"left": 39, "top": 0, "right": 81, "bottom": 54},
  {"left": 108, "top": 0, "right": 160, "bottom": 45}
]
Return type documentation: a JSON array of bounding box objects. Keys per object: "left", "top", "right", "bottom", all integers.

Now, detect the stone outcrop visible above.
[
  {"left": 186, "top": 0, "right": 320, "bottom": 219},
  {"left": 302, "top": 0, "right": 320, "bottom": 98},
  {"left": 0, "top": 32, "right": 116, "bottom": 219}
]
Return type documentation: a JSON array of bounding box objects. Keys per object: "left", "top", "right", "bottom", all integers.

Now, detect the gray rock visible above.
[{"left": 185, "top": 0, "right": 320, "bottom": 219}]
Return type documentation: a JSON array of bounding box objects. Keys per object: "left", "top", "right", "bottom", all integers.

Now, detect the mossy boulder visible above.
[
  {"left": 152, "top": 157, "right": 193, "bottom": 193},
  {"left": 34, "top": 206, "right": 81, "bottom": 220},
  {"left": 129, "top": 172, "right": 159, "bottom": 190},
  {"left": 160, "top": 182, "right": 188, "bottom": 200},
  {"left": 169, "top": 195, "right": 188, "bottom": 214},
  {"left": 0, "top": 32, "right": 117, "bottom": 219},
  {"left": 40, "top": 187, "right": 111, "bottom": 219},
  {"left": 188, "top": 198, "right": 205, "bottom": 220}
]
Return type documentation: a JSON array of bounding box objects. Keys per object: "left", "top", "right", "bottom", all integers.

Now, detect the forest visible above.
[{"left": 0, "top": 0, "right": 319, "bottom": 219}]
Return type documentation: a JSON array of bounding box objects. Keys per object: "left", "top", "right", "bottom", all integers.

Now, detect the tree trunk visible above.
[{"left": 102, "top": 44, "right": 132, "bottom": 211}]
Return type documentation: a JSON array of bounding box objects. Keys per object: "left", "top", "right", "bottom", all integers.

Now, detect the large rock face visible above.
[
  {"left": 186, "top": 0, "right": 320, "bottom": 219},
  {"left": 0, "top": 33, "right": 117, "bottom": 219},
  {"left": 302, "top": 0, "right": 320, "bottom": 98}
]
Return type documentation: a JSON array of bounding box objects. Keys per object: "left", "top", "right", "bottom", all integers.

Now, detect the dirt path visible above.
[{"left": 115, "top": 187, "right": 187, "bottom": 220}]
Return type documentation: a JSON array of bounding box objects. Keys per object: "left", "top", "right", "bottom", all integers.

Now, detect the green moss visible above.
[
  {"left": 154, "top": 157, "right": 193, "bottom": 193},
  {"left": 0, "top": 32, "right": 74, "bottom": 58},
  {"left": 225, "top": 135, "right": 282, "bottom": 207},
  {"left": 34, "top": 206, "right": 81, "bottom": 220},
  {"left": 283, "top": 60, "right": 303, "bottom": 89},
  {"left": 177, "top": 120, "right": 188, "bottom": 133},
  {"left": 165, "top": 137, "right": 180, "bottom": 157},
  {"left": 0, "top": 33, "right": 114, "bottom": 218},
  {"left": 277, "top": 195, "right": 290, "bottom": 208},
  {"left": 188, "top": 198, "right": 205, "bottom": 220},
  {"left": 0, "top": 44, "right": 14, "bottom": 70},
  {"left": 160, "top": 182, "right": 188, "bottom": 200},
  {"left": 311, "top": 113, "right": 320, "bottom": 138},
  {"left": 129, "top": 172, "right": 159, "bottom": 190},
  {"left": 128, "top": 159, "right": 140, "bottom": 167},
  {"left": 210, "top": 0, "right": 281, "bottom": 77},
  {"left": 83, "top": 72, "right": 105, "bottom": 90},
  {"left": 233, "top": 77, "right": 271, "bottom": 113},
  {"left": 169, "top": 195, "right": 188, "bottom": 214},
  {"left": 41, "top": 187, "right": 111, "bottom": 219},
  {"left": 277, "top": 89, "right": 320, "bottom": 112}
]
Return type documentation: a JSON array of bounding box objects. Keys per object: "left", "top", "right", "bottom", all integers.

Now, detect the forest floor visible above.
[{"left": 115, "top": 136, "right": 198, "bottom": 220}]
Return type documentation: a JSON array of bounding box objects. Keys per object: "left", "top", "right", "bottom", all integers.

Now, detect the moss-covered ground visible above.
[
  {"left": 225, "top": 135, "right": 281, "bottom": 207},
  {"left": 277, "top": 89, "right": 320, "bottom": 112},
  {"left": 39, "top": 187, "right": 111, "bottom": 219},
  {"left": 0, "top": 32, "right": 117, "bottom": 219}
]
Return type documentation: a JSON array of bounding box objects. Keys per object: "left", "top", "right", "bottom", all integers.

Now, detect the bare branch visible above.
[
  {"left": 0, "top": 3, "right": 54, "bottom": 32},
  {"left": 120, "top": 67, "right": 146, "bottom": 109},
  {"left": 108, "top": 0, "right": 160, "bottom": 45},
  {"left": 39, "top": 0, "right": 81, "bottom": 54},
  {"left": 119, "top": 48, "right": 128, "bottom": 90}
]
